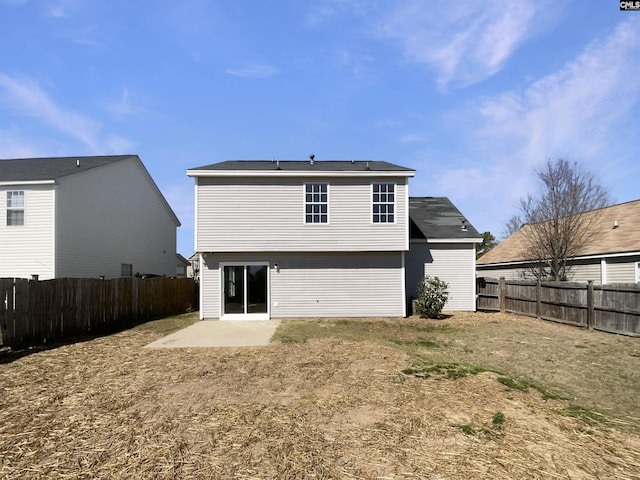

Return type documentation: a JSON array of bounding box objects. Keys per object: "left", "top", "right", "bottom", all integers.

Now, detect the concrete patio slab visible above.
[{"left": 144, "top": 320, "right": 281, "bottom": 348}]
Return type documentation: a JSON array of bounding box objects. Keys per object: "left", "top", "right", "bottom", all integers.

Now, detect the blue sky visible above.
[{"left": 1, "top": 1, "right": 639, "bottom": 256}]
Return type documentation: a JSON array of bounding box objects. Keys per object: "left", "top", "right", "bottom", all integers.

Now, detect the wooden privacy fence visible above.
[
  {"left": 477, "top": 277, "right": 640, "bottom": 336},
  {"left": 0, "top": 277, "right": 197, "bottom": 348}
]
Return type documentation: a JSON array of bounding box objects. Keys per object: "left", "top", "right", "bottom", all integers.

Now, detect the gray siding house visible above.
[
  {"left": 477, "top": 199, "right": 640, "bottom": 284},
  {"left": 0, "top": 155, "right": 180, "bottom": 280},
  {"left": 188, "top": 160, "right": 481, "bottom": 320}
]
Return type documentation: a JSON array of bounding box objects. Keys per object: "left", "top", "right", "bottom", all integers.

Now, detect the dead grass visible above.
[
  {"left": 275, "top": 312, "right": 640, "bottom": 430},
  {"left": 0, "top": 311, "right": 639, "bottom": 479}
]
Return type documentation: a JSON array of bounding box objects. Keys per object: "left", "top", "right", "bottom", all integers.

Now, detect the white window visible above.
[
  {"left": 121, "top": 263, "right": 133, "bottom": 277},
  {"left": 305, "top": 183, "right": 328, "bottom": 224},
  {"left": 6, "top": 190, "right": 25, "bottom": 226},
  {"left": 372, "top": 183, "right": 395, "bottom": 223}
]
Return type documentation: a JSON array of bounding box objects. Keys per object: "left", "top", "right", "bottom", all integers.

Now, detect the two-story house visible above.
[
  {"left": 0, "top": 155, "right": 180, "bottom": 280},
  {"left": 187, "top": 159, "right": 416, "bottom": 319},
  {"left": 187, "top": 159, "right": 483, "bottom": 319}
]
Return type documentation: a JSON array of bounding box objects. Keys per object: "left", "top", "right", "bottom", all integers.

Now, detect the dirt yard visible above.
[{"left": 1, "top": 312, "right": 639, "bottom": 479}]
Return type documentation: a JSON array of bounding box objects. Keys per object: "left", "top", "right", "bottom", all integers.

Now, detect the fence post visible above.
[
  {"left": 587, "top": 280, "right": 594, "bottom": 330},
  {"left": 499, "top": 277, "right": 506, "bottom": 313},
  {"left": 536, "top": 280, "right": 542, "bottom": 319}
]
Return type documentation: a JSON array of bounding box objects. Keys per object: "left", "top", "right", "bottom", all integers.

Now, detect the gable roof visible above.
[
  {"left": 187, "top": 160, "right": 415, "bottom": 177},
  {"left": 0, "top": 154, "right": 180, "bottom": 227},
  {"left": 0, "top": 155, "right": 132, "bottom": 182},
  {"left": 477, "top": 199, "right": 640, "bottom": 265},
  {"left": 409, "top": 197, "right": 481, "bottom": 242}
]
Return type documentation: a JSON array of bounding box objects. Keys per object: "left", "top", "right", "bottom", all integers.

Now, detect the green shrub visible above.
[{"left": 415, "top": 276, "right": 449, "bottom": 319}]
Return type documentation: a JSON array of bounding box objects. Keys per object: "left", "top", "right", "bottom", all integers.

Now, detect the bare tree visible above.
[
  {"left": 502, "top": 214, "right": 523, "bottom": 239},
  {"left": 518, "top": 159, "right": 611, "bottom": 281}
]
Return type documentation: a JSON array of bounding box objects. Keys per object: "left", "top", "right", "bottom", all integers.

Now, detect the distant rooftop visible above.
[
  {"left": 0, "top": 155, "right": 134, "bottom": 182},
  {"left": 477, "top": 199, "right": 640, "bottom": 265},
  {"left": 188, "top": 159, "right": 415, "bottom": 174}
]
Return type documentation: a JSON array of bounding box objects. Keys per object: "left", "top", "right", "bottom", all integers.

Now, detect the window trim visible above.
[
  {"left": 371, "top": 182, "right": 396, "bottom": 224},
  {"left": 303, "top": 182, "right": 329, "bottom": 225},
  {"left": 6, "top": 190, "right": 25, "bottom": 226}
]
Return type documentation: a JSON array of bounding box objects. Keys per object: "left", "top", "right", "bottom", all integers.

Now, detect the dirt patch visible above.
[{"left": 1, "top": 314, "right": 639, "bottom": 479}]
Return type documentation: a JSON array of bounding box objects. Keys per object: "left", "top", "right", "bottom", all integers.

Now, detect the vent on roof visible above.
[
  {"left": 76, "top": 159, "right": 80, "bottom": 167},
  {"left": 613, "top": 220, "right": 619, "bottom": 229},
  {"left": 309, "top": 154, "right": 315, "bottom": 165},
  {"left": 461, "top": 219, "right": 467, "bottom": 231}
]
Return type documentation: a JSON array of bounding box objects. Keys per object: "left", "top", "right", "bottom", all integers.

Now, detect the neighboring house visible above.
[
  {"left": 477, "top": 199, "right": 640, "bottom": 285},
  {"left": 187, "top": 252, "right": 200, "bottom": 281},
  {"left": 187, "top": 159, "right": 480, "bottom": 320},
  {"left": 176, "top": 253, "right": 190, "bottom": 277},
  {"left": 0, "top": 155, "right": 181, "bottom": 280},
  {"left": 407, "top": 197, "right": 482, "bottom": 311}
]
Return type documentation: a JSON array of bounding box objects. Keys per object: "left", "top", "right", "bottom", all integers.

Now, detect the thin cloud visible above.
[
  {"left": 397, "top": 133, "right": 423, "bottom": 143},
  {"left": 478, "top": 17, "right": 640, "bottom": 165},
  {"left": 224, "top": 63, "right": 278, "bottom": 79},
  {"left": 106, "top": 87, "right": 136, "bottom": 118},
  {"left": 434, "top": 17, "right": 640, "bottom": 233},
  {"left": 378, "top": 0, "right": 547, "bottom": 89},
  {"left": 0, "top": 72, "right": 131, "bottom": 154}
]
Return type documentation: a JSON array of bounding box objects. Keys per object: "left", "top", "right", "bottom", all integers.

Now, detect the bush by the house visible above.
[{"left": 415, "top": 276, "right": 449, "bottom": 319}]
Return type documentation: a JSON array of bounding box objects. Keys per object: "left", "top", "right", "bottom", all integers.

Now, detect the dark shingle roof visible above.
[
  {"left": 0, "top": 155, "right": 133, "bottom": 182},
  {"left": 409, "top": 197, "right": 481, "bottom": 240},
  {"left": 189, "top": 160, "right": 415, "bottom": 173}
]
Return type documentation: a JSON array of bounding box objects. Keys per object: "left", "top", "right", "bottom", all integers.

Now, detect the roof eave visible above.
[
  {"left": 186, "top": 169, "right": 415, "bottom": 178},
  {"left": 411, "top": 237, "right": 482, "bottom": 244},
  {"left": 0, "top": 180, "right": 56, "bottom": 186}
]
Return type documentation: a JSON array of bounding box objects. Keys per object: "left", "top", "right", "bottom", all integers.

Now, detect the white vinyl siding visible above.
[
  {"left": 478, "top": 258, "right": 640, "bottom": 285},
  {"left": 407, "top": 242, "right": 477, "bottom": 311},
  {"left": 55, "top": 158, "right": 178, "bottom": 278},
  {"left": 195, "top": 177, "right": 409, "bottom": 252},
  {"left": 567, "top": 262, "right": 603, "bottom": 284},
  {"left": 200, "top": 252, "right": 405, "bottom": 319},
  {"left": 0, "top": 186, "right": 55, "bottom": 279},
  {"left": 605, "top": 260, "right": 637, "bottom": 284},
  {"left": 476, "top": 268, "right": 529, "bottom": 281}
]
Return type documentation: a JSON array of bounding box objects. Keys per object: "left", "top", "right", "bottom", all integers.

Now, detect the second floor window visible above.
[
  {"left": 305, "top": 183, "right": 328, "bottom": 223},
  {"left": 6, "top": 190, "right": 25, "bottom": 226},
  {"left": 372, "top": 183, "right": 395, "bottom": 223}
]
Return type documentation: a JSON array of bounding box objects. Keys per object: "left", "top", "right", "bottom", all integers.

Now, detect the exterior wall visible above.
[
  {"left": 567, "top": 262, "right": 602, "bottom": 284},
  {"left": 0, "top": 185, "right": 55, "bottom": 279},
  {"left": 407, "top": 241, "right": 477, "bottom": 311},
  {"left": 478, "top": 256, "right": 640, "bottom": 285},
  {"left": 476, "top": 267, "right": 528, "bottom": 281},
  {"left": 55, "top": 158, "right": 178, "bottom": 278},
  {"left": 195, "top": 176, "right": 409, "bottom": 252},
  {"left": 605, "top": 257, "right": 639, "bottom": 284},
  {"left": 200, "top": 252, "right": 406, "bottom": 318}
]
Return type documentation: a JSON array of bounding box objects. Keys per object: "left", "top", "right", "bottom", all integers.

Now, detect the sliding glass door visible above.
[{"left": 222, "top": 264, "right": 269, "bottom": 319}]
